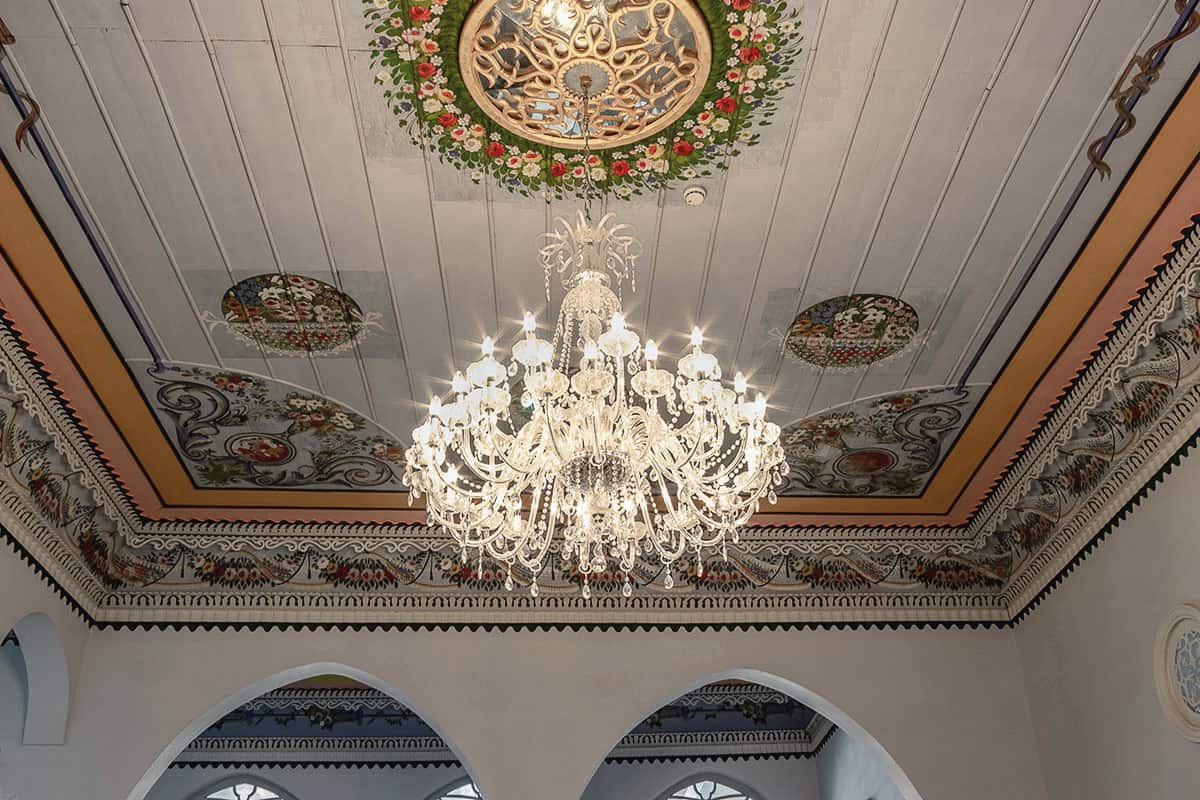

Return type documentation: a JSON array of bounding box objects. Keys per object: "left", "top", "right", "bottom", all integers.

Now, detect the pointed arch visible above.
[
  {"left": 126, "top": 662, "right": 483, "bottom": 800},
  {"left": 188, "top": 774, "right": 299, "bottom": 800},
  {"left": 653, "top": 773, "right": 764, "bottom": 800},
  {"left": 7, "top": 611, "right": 70, "bottom": 745},
  {"left": 581, "top": 668, "right": 923, "bottom": 800}
]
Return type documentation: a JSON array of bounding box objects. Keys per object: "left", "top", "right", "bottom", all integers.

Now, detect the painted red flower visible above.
[
  {"left": 550, "top": 162, "right": 567, "bottom": 177},
  {"left": 610, "top": 159, "right": 630, "bottom": 176},
  {"left": 486, "top": 141, "right": 505, "bottom": 157},
  {"left": 715, "top": 96, "right": 738, "bottom": 113},
  {"left": 416, "top": 62, "right": 436, "bottom": 78},
  {"left": 731, "top": 0, "right": 752, "bottom": 8},
  {"left": 739, "top": 46, "right": 762, "bottom": 63},
  {"left": 673, "top": 141, "right": 694, "bottom": 156},
  {"left": 409, "top": 5, "right": 432, "bottom": 21},
  {"left": 438, "top": 112, "right": 457, "bottom": 127}
]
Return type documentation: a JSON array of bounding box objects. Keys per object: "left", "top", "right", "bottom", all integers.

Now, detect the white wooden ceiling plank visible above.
[
  {"left": 335, "top": 0, "right": 380, "bottom": 52},
  {"left": 74, "top": 28, "right": 223, "bottom": 270},
  {"left": 487, "top": 192, "right": 552, "bottom": 336},
  {"left": 280, "top": 43, "right": 383, "bottom": 271},
  {"left": 264, "top": 0, "right": 340, "bottom": 46},
  {"left": 11, "top": 34, "right": 215, "bottom": 363},
  {"left": 193, "top": 0, "right": 270, "bottom": 42},
  {"left": 124, "top": 0, "right": 203, "bottom": 42},
  {"left": 312, "top": 356, "right": 373, "bottom": 415},
  {"left": 48, "top": 0, "right": 123, "bottom": 30},
  {"left": 264, "top": 356, "right": 327, "bottom": 394},
  {"left": 729, "top": 0, "right": 903, "bottom": 379},
  {"left": 0, "top": 0, "right": 68, "bottom": 39},
  {"left": 644, "top": 188, "right": 727, "bottom": 360},
  {"left": 362, "top": 357, "right": 418, "bottom": 439},
  {"left": 214, "top": 40, "right": 328, "bottom": 269},
  {"left": 429, "top": 163, "right": 500, "bottom": 361},
  {"left": 348, "top": 49, "right": 450, "bottom": 407},
  {"left": 146, "top": 41, "right": 276, "bottom": 271},
  {"left": 848, "top": 54, "right": 1018, "bottom": 289},
  {"left": 698, "top": 163, "right": 787, "bottom": 379}
]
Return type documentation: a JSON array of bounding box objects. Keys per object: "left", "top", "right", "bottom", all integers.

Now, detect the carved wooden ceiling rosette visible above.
[{"left": 364, "top": 0, "right": 803, "bottom": 197}]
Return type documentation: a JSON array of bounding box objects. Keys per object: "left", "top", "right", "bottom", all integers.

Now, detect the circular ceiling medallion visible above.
[
  {"left": 785, "top": 294, "right": 919, "bottom": 370},
  {"left": 1156, "top": 603, "right": 1200, "bottom": 741},
  {"left": 458, "top": 0, "right": 711, "bottom": 150},
  {"left": 364, "top": 0, "right": 803, "bottom": 197},
  {"left": 219, "top": 274, "right": 369, "bottom": 356}
]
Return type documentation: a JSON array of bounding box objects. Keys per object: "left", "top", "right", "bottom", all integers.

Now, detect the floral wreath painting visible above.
[
  {"left": 784, "top": 294, "right": 920, "bottom": 370},
  {"left": 204, "top": 273, "right": 382, "bottom": 357},
  {"left": 363, "top": 0, "right": 804, "bottom": 198}
]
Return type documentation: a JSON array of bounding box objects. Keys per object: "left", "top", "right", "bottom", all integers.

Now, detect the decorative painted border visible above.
[{"left": 178, "top": 729, "right": 823, "bottom": 763}]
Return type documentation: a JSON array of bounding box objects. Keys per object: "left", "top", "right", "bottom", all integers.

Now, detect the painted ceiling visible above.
[
  {"left": 172, "top": 678, "right": 832, "bottom": 766},
  {"left": 0, "top": 0, "right": 1198, "bottom": 625}
]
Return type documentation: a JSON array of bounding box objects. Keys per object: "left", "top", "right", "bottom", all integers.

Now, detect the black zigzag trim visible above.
[{"left": 0, "top": 525, "right": 95, "bottom": 626}]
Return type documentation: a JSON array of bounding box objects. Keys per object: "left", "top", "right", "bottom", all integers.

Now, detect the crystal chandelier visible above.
[{"left": 404, "top": 84, "right": 786, "bottom": 597}]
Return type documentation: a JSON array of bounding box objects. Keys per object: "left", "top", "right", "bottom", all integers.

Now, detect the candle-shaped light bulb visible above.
[
  {"left": 444, "top": 465, "right": 459, "bottom": 484},
  {"left": 645, "top": 339, "right": 658, "bottom": 362},
  {"left": 610, "top": 312, "right": 625, "bottom": 333},
  {"left": 734, "top": 372, "right": 747, "bottom": 395},
  {"left": 522, "top": 311, "right": 536, "bottom": 334},
  {"left": 452, "top": 371, "right": 469, "bottom": 395},
  {"left": 481, "top": 336, "right": 495, "bottom": 356},
  {"left": 690, "top": 326, "right": 704, "bottom": 348},
  {"left": 754, "top": 393, "right": 767, "bottom": 419},
  {"left": 583, "top": 340, "right": 600, "bottom": 361},
  {"left": 430, "top": 395, "right": 443, "bottom": 416}
]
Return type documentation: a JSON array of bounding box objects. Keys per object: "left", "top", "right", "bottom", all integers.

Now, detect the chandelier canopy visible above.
[{"left": 404, "top": 210, "right": 786, "bottom": 596}]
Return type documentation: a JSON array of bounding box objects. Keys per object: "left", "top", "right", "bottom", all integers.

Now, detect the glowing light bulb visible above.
[
  {"left": 481, "top": 336, "right": 495, "bottom": 356},
  {"left": 583, "top": 340, "right": 600, "bottom": 361},
  {"left": 734, "top": 372, "right": 747, "bottom": 395},
  {"left": 610, "top": 312, "right": 625, "bottom": 333},
  {"left": 452, "top": 371, "right": 469, "bottom": 394},
  {"left": 690, "top": 326, "right": 703, "bottom": 348},
  {"left": 522, "top": 311, "right": 536, "bottom": 334},
  {"left": 645, "top": 339, "right": 658, "bottom": 362},
  {"left": 444, "top": 466, "right": 459, "bottom": 484},
  {"left": 754, "top": 393, "right": 767, "bottom": 419},
  {"left": 430, "top": 395, "right": 443, "bottom": 415}
]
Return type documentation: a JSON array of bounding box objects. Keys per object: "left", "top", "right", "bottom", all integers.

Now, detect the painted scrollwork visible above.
[
  {"left": 141, "top": 364, "right": 406, "bottom": 491},
  {"left": 778, "top": 386, "right": 983, "bottom": 497}
]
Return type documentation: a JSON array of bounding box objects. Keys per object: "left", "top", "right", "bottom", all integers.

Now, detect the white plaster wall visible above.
[
  {"left": 144, "top": 765, "right": 466, "bottom": 800},
  {"left": 0, "top": 584, "right": 1049, "bottom": 800},
  {"left": 583, "top": 758, "right": 819, "bottom": 800},
  {"left": 816, "top": 730, "right": 903, "bottom": 800},
  {"left": 1015, "top": 449, "right": 1200, "bottom": 800}
]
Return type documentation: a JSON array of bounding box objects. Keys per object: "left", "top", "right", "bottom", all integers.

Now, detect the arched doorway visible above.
[
  {"left": 131, "top": 663, "right": 481, "bottom": 800},
  {"left": 580, "top": 669, "right": 920, "bottom": 800}
]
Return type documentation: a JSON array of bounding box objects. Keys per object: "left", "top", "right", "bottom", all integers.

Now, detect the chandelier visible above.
[{"left": 404, "top": 85, "right": 786, "bottom": 598}]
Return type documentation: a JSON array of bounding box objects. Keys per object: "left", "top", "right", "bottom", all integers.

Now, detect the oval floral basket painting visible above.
[{"left": 363, "top": 0, "right": 804, "bottom": 198}]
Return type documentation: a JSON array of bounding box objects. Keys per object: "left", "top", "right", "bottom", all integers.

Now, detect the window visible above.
[
  {"left": 662, "top": 777, "right": 759, "bottom": 800},
  {"left": 430, "top": 780, "right": 482, "bottom": 799},
  {"left": 202, "top": 782, "right": 285, "bottom": 800}
]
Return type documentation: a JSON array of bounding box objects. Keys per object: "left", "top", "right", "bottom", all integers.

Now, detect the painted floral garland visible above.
[{"left": 363, "top": 0, "right": 803, "bottom": 197}]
